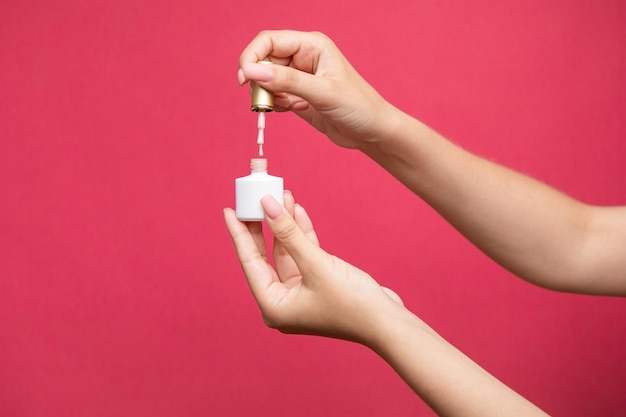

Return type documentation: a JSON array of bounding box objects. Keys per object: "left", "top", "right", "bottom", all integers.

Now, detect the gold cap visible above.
[{"left": 251, "top": 61, "right": 274, "bottom": 112}]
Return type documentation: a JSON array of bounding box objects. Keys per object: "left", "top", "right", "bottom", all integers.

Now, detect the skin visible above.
[
  {"left": 226, "top": 30, "right": 626, "bottom": 416},
  {"left": 224, "top": 193, "right": 547, "bottom": 416}
]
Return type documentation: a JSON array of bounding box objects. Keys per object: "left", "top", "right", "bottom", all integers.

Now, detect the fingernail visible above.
[
  {"left": 237, "top": 68, "right": 246, "bottom": 86},
  {"left": 261, "top": 195, "right": 284, "bottom": 220},
  {"left": 244, "top": 62, "right": 273, "bottom": 82}
]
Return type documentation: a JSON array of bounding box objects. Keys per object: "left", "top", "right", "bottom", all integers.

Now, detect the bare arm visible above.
[
  {"left": 224, "top": 193, "right": 549, "bottom": 416},
  {"left": 360, "top": 112, "right": 626, "bottom": 295},
  {"left": 238, "top": 30, "right": 626, "bottom": 296},
  {"left": 370, "top": 306, "right": 548, "bottom": 417}
]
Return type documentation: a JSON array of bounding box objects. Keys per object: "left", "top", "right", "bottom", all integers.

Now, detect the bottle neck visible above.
[{"left": 250, "top": 158, "right": 268, "bottom": 173}]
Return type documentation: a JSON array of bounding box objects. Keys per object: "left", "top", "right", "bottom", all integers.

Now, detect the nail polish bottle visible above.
[{"left": 235, "top": 158, "right": 283, "bottom": 221}]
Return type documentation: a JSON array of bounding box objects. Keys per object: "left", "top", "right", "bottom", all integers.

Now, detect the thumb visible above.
[{"left": 261, "top": 195, "right": 322, "bottom": 264}]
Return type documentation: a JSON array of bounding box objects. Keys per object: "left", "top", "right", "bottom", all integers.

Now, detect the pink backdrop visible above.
[{"left": 1, "top": 1, "right": 625, "bottom": 416}]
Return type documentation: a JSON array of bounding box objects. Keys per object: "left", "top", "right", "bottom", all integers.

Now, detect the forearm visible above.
[
  {"left": 367, "top": 305, "right": 548, "bottom": 417},
  {"left": 360, "top": 109, "right": 600, "bottom": 292}
]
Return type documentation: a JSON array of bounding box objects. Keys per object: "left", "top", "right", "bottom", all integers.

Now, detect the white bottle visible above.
[{"left": 235, "top": 158, "right": 284, "bottom": 221}]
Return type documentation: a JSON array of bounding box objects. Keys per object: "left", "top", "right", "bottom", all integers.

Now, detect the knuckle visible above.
[
  {"left": 310, "top": 30, "right": 328, "bottom": 41},
  {"left": 279, "top": 66, "right": 300, "bottom": 91},
  {"left": 311, "top": 31, "right": 335, "bottom": 48},
  {"left": 257, "top": 29, "right": 271, "bottom": 38},
  {"left": 273, "top": 219, "right": 300, "bottom": 244}
]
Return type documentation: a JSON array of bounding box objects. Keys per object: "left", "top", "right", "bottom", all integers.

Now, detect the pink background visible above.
[{"left": 1, "top": 1, "right": 625, "bottom": 416}]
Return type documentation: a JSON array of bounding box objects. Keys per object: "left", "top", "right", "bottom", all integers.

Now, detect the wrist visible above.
[
  {"left": 360, "top": 300, "right": 433, "bottom": 352},
  {"left": 358, "top": 108, "right": 428, "bottom": 160}
]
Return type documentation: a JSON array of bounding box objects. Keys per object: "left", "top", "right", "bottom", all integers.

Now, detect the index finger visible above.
[
  {"left": 224, "top": 208, "right": 277, "bottom": 297},
  {"left": 239, "top": 30, "right": 326, "bottom": 73}
]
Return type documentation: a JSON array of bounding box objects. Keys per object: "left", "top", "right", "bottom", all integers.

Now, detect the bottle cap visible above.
[{"left": 251, "top": 61, "right": 274, "bottom": 112}]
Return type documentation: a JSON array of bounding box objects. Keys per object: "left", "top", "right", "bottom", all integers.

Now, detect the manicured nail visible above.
[
  {"left": 244, "top": 62, "right": 273, "bottom": 82},
  {"left": 237, "top": 68, "right": 246, "bottom": 86},
  {"left": 261, "top": 195, "right": 283, "bottom": 220}
]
